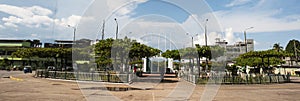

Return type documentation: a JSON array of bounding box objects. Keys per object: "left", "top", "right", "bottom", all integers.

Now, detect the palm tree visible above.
[{"left": 273, "top": 43, "right": 283, "bottom": 52}]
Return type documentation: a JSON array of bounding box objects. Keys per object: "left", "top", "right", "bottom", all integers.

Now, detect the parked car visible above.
[
  {"left": 295, "top": 69, "right": 300, "bottom": 76},
  {"left": 47, "top": 66, "right": 56, "bottom": 71},
  {"left": 62, "top": 66, "right": 73, "bottom": 71},
  {"left": 23, "top": 66, "right": 32, "bottom": 73},
  {"left": 12, "top": 65, "right": 22, "bottom": 71}
]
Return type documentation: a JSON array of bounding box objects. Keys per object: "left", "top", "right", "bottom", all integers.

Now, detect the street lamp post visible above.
[
  {"left": 243, "top": 27, "right": 253, "bottom": 80},
  {"left": 114, "top": 18, "right": 119, "bottom": 40},
  {"left": 244, "top": 27, "right": 254, "bottom": 53},
  {"left": 186, "top": 33, "right": 198, "bottom": 47},
  {"left": 205, "top": 19, "right": 208, "bottom": 47},
  {"left": 204, "top": 19, "right": 209, "bottom": 72},
  {"left": 67, "top": 25, "right": 76, "bottom": 44}
]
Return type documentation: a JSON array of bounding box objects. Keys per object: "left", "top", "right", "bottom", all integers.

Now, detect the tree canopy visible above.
[
  {"left": 94, "top": 38, "right": 161, "bottom": 68},
  {"left": 285, "top": 39, "right": 300, "bottom": 54},
  {"left": 235, "top": 49, "right": 286, "bottom": 68},
  {"left": 161, "top": 50, "right": 180, "bottom": 60}
]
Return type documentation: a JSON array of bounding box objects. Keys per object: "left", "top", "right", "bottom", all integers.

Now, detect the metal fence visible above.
[
  {"left": 181, "top": 73, "right": 289, "bottom": 84},
  {"left": 35, "top": 69, "right": 135, "bottom": 83}
]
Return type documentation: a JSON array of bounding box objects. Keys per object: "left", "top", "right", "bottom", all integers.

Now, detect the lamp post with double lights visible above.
[
  {"left": 67, "top": 25, "right": 76, "bottom": 44},
  {"left": 243, "top": 27, "right": 253, "bottom": 80},
  {"left": 244, "top": 27, "right": 254, "bottom": 53},
  {"left": 205, "top": 19, "right": 208, "bottom": 47},
  {"left": 204, "top": 19, "right": 209, "bottom": 72}
]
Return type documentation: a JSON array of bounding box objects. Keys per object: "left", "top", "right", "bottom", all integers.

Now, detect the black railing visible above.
[
  {"left": 181, "top": 73, "right": 289, "bottom": 84},
  {"left": 35, "top": 69, "right": 135, "bottom": 83}
]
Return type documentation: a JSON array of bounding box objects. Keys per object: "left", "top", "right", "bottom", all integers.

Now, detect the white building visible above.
[{"left": 215, "top": 39, "right": 254, "bottom": 61}]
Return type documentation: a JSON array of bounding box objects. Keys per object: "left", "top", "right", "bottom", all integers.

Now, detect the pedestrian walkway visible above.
[
  {"left": 78, "top": 73, "right": 181, "bottom": 101},
  {"left": 162, "top": 79, "right": 196, "bottom": 101}
]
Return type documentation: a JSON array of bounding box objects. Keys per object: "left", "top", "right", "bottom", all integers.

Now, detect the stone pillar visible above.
[{"left": 143, "top": 58, "right": 147, "bottom": 72}]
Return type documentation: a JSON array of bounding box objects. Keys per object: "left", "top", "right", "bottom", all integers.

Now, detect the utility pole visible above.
[{"left": 101, "top": 20, "right": 105, "bottom": 40}]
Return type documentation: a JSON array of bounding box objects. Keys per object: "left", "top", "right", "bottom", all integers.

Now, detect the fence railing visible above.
[
  {"left": 181, "top": 73, "right": 289, "bottom": 84},
  {"left": 35, "top": 69, "right": 135, "bottom": 83}
]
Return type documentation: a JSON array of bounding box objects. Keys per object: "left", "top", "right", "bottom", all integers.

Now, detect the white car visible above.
[{"left": 47, "top": 66, "right": 56, "bottom": 71}]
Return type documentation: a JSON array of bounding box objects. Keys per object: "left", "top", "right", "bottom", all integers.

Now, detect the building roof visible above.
[
  {"left": 0, "top": 42, "right": 31, "bottom": 48},
  {"left": 54, "top": 40, "right": 74, "bottom": 43},
  {"left": 0, "top": 39, "right": 31, "bottom": 43}
]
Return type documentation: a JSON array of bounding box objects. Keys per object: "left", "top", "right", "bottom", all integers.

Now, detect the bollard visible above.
[
  {"left": 91, "top": 72, "right": 94, "bottom": 81},
  {"left": 107, "top": 72, "right": 110, "bottom": 82},
  {"left": 246, "top": 75, "right": 249, "bottom": 84},
  {"left": 64, "top": 71, "right": 67, "bottom": 80},
  {"left": 54, "top": 71, "right": 57, "bottom": 79}
]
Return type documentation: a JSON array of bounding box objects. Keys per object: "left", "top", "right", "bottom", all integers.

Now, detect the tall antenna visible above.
[{"left": 51, "top": 0, "right": 58, "bottom": 41}]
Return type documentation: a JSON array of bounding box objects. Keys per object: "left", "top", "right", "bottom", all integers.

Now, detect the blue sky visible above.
[{"left": 0, "top": 0, "right": 299, "bottom": 51}]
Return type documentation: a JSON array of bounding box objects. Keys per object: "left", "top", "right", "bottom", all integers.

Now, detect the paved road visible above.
[{"left": 0, "top": 70, "right": 24, "bottom": 78}]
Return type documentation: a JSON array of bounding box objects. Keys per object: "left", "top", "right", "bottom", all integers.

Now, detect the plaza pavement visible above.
[{"left": 1, "top": 71, "right": 300, "bottom": 101}]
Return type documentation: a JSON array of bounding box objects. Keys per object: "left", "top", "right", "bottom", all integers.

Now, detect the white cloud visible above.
[
  {"left": 254, "top": 41, "right": 259, "bottom": 45},
  {"left": 215, "top": 2, "right": 300, "bottom": 33},
  {"left": 56, "top": 15, "right": 82, "bottom": 27},
  {"left": 0, "top": 24, "right": 4, "bottom": 29},
  {"left": 225, "top": 0, "right": 251, "bottom": 7},
  {"left": 4, "top": 22, "right": 17, "bottom": 28},
  {"left": 31, "top": 33, "right": 37, "bottom": 37},
  {"left": 2, "top": 16, "right": 22, "bottom": 24},
  {"left": 26, "top": 6, "right": 53, "bottom": 16},
  {"left": 181, "top": 14, "right": 242, "bottom": 46},
  {"left": 0, "top": 4, "right": 82, "bottom": 29},
  {"left": 0, "top": 4, "right": 35, "bottom": 18},
  {"left": 107, "top": 0, "right": 148, "bottom": 17},
  {"left": 0, "top": 4, "right": 52, "bottom": 28},
  {"left": 224, "top": 28, "right": 242, "bottom": 45}
]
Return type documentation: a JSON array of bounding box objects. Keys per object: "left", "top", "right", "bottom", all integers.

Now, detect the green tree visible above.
[
  {"left": 12, "top": 48, "right": 72, "bottom": 70},
  {"left": 236, "top": 50, "right": 286, "bottom": 74},
  {"left": 162, "top": 49, "right": 180, "bottom": 60},
  {"left": 273, "top": 43, "right": 283, "bottom": 52},
  {"left": 0, "top": 58, "right": 9, "bottom": 70},
  {"left": 285, "top": 39, "right": 300, "bottom": 54},
  {"left": 285, "top": 39, "right": 300, "bottom": 63},
  {"left": 195, "top": 44, "right": 212, "bottom": 73},
  {"left": 94, "top": 38, "right": 114, "bottom": 70},
  {"left": 94, "top": 38, "right": 161, "bottom": 71}
]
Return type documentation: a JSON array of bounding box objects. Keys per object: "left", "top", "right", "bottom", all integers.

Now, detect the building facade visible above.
[{"left": 215, "top": 39, "right": 254, "bottom": 62}]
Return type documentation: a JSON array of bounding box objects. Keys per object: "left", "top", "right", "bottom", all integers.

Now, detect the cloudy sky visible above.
[{"left": 0, "top": 0, "right": 299, "bottom": 51}]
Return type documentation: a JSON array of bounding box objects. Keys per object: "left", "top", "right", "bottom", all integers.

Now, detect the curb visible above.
[{"left": 10, "top": 76, "right": 24, "bottom": 81}]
